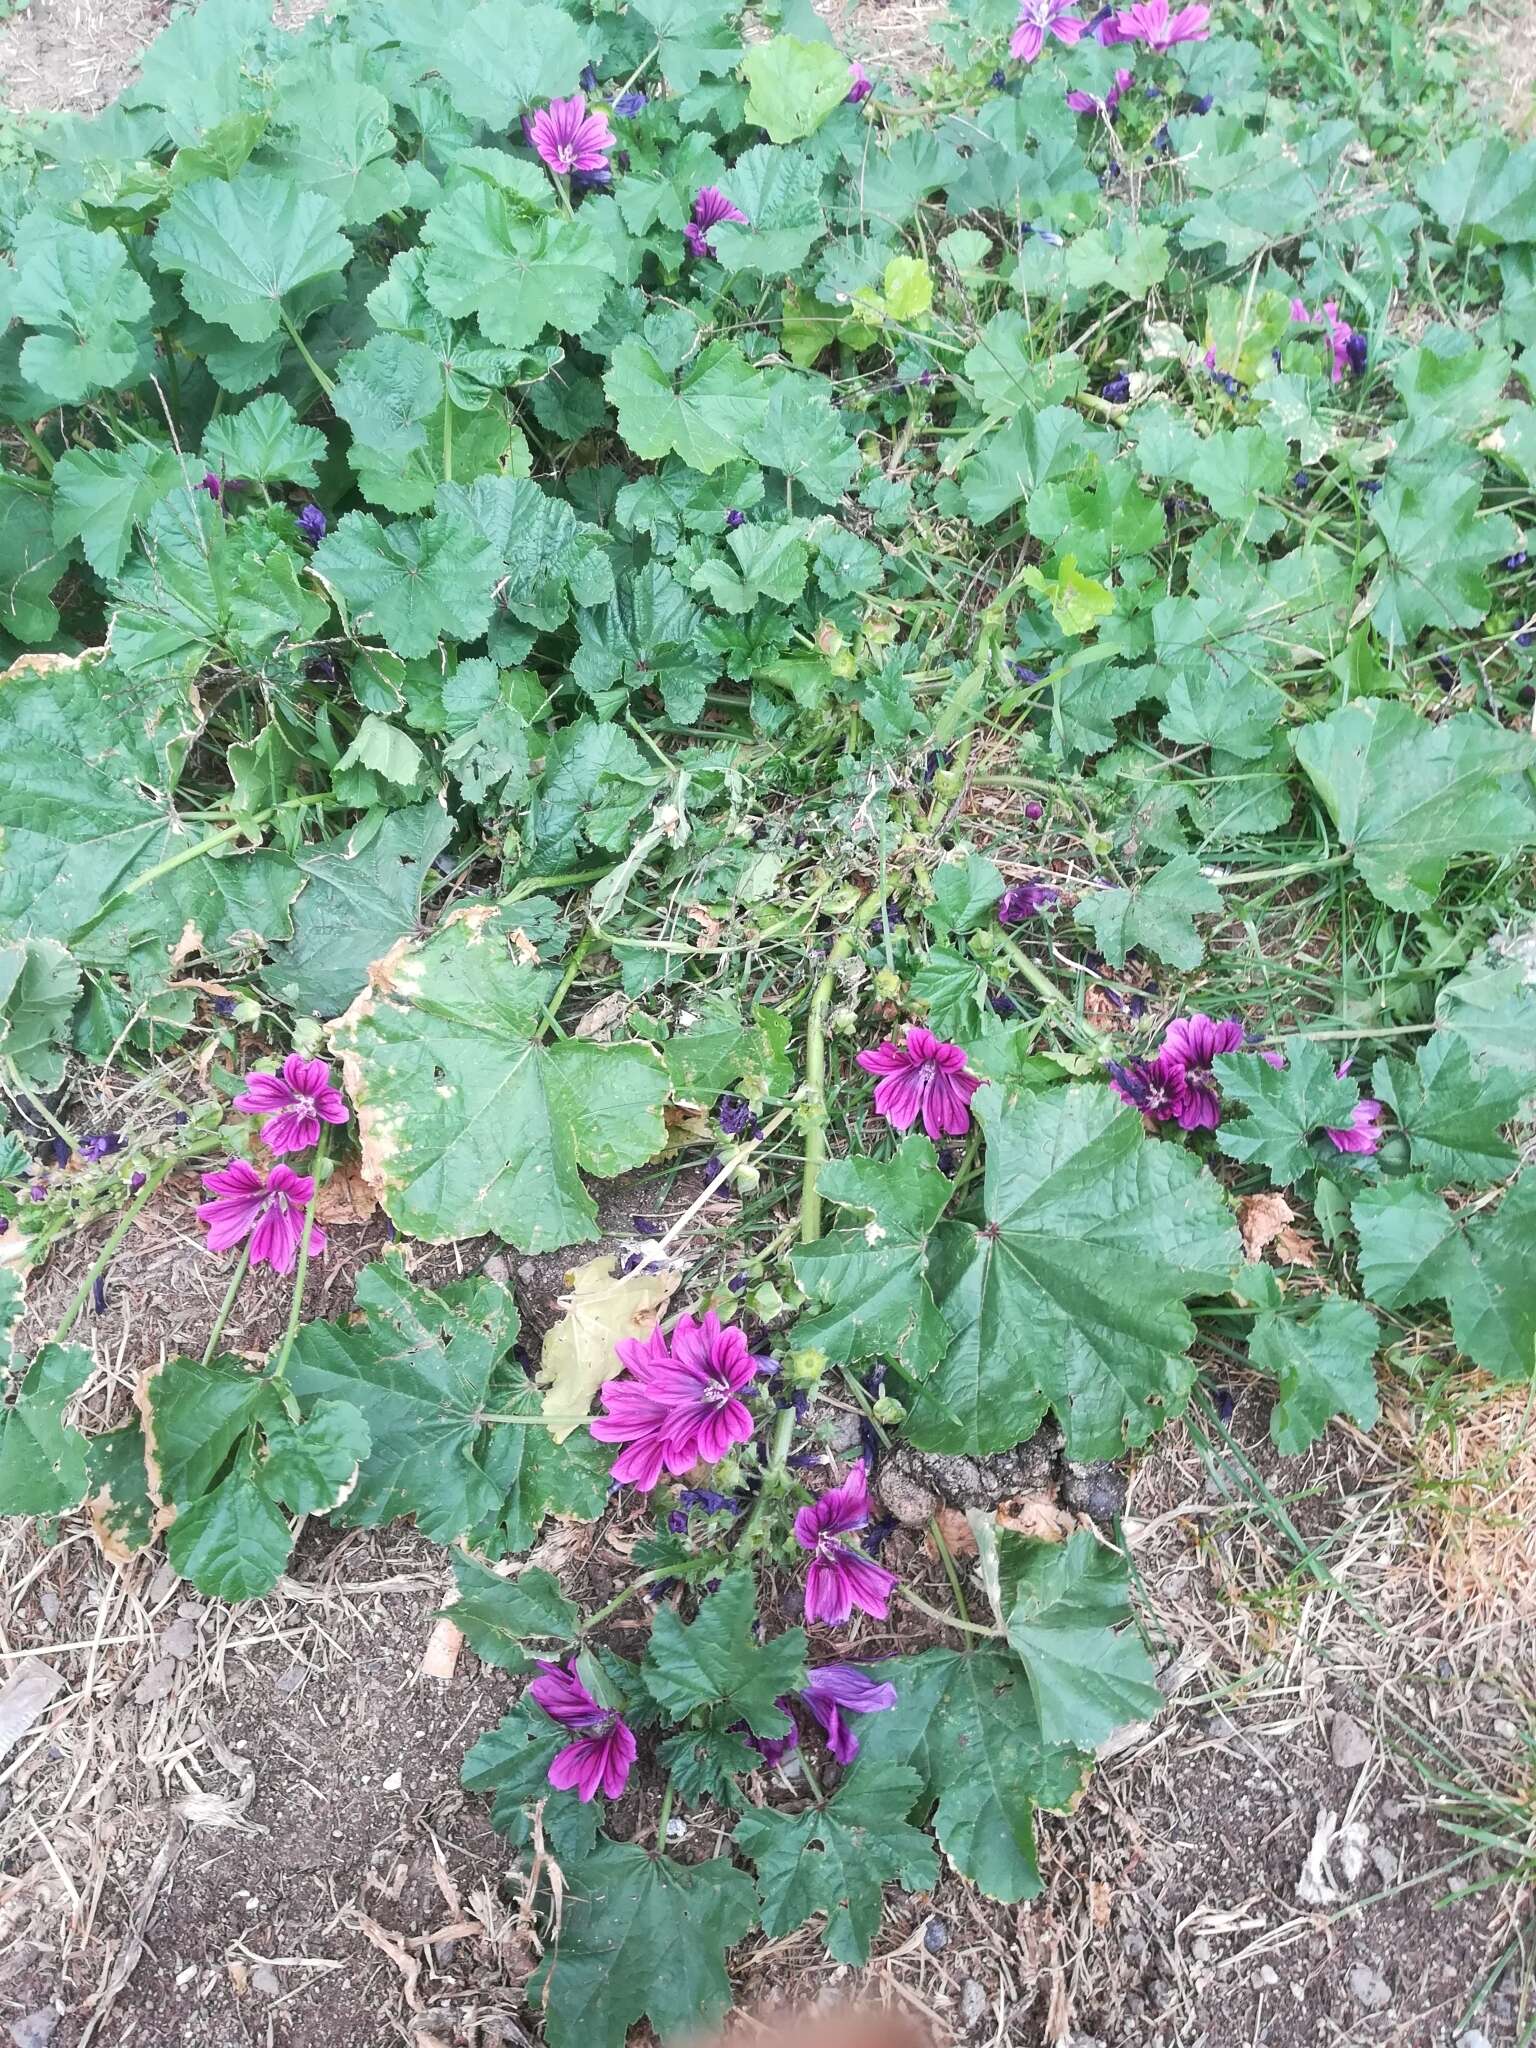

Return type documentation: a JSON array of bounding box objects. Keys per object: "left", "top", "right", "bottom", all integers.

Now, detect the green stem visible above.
[
  {"left": 3, "top": 1061, "right": 75, "bottom": 1151},
  {"left": 800, "top": 888, "right": 888, "bottom": 1245},
  {"left": 16, "top": 422, "right": 55, "bottom": 475},
  {"left": 200, "top": 1239, "right": 253, "bottom": 1367},
  {"left": 735, "top": 1404, "right": 797, "bottom": 1557},
  {"left": 994, "top": 932, "right": 1110, "bottom": 1055},
  {"left": 279, "top": 309, "right": 335, "bottom": 399},
  {"left": 614, "top": 42, "right": 660, "bottom": 100},
  {"left": 579, "top": 1568, "right": 674, "bottom": 1636},
  {"left": 795, "top": 1749, "right": 827, "bottom": 1806},
  {"left": 537, "top": 931, "right": 594, "bottom": 1040},
  {"left": 897, "top": 1584, "right": 1002, "bottom": 1638},
  {"left": 926, "top": 616, "right": 1003, "bottom": 752},
  {"left": 654, "top": 1783, "right": 675, "bottom": 1848},
  {"left": 270, "top": 1135, "right": 327, "bottom": 1380},
  {"left": 1232, "top": 849, "right": 1351, "bottom": 886},
  {"left": 927, "top": 1514, "right": 973, "bottom": 1627},
  {"left": 442, "top": 388, "right": 453, "bottom": 484},
  {"left": 53, "top": 1164, "right": 171, "bottom": 1344}
]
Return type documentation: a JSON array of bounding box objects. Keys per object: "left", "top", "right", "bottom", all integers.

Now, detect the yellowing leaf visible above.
[{"left": 537, "top": 1253, "right": 681, "bottom": 1442}]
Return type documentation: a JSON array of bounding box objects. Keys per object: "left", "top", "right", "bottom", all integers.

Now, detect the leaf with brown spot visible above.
[{"left": 537, "top": 1253, "right": 681, "bottom": 1443}]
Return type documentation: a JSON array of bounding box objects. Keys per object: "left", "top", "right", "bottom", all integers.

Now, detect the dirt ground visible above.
[{"left": 1, "top": 4, "right": 1533, "bottom": 2047}]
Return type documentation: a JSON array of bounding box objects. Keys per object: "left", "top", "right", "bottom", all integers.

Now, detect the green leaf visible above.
[
  {"left": 422, "top": 185, "right": 617, "bottom": 348},
  {"left": 1353, "top": 1173, "right": 1536, "bottom": 1382},
  {"left": 605, "top": 336, "right": 768, "bottom": 474},
  {"left": 734, "top": 1762, "right": 938, "bottom": 1964},
  {"left": 1366, "top": 462, "right": 1518, "bottom": 643},
  {"left": 329, "top": 905, "right": 668, "bottom": 1251},
  {"left": 960, "top": 406, "right": 1089, "bottom": 524},
  {"left": 260, "top": 74, "right": 411, "bottom": 227},
  {"left": 642, "top": 1574, "right": 806, "bottom": 1737},
  {"left": 853, "top": 1648, "right": 1087, "bottom": 1902},
  {"left": 153, "top": 170, "right": 350, "bottom": 341},
  {"left": 708, "top": 145, "right": 825, "bottom": 277},
  {"left": 741, "top": 36, "right": 850, "bottom": 144},
  {"left": 110, "top": 490, "right": 329, "bottom": 680},
  {"left": 1249, "top": 1300, "right": 1380, "bottom": 1454},
  {"left": 530, "top": 1842, "right": 757, "bottom": 2048},
  {"left": 468, "top": 1371, "right": 612, "bottom": 1558},
  {"left": 908, "top": 1083, "right": 1240, "bottom": 1459},
  {"left": 742, "top": 372, "right": 855, "bottom": 503},
  {"left": 663, "top": 996, "right": 793, "bottom": 1101},
  {"left": 1212, "top": 1039, "right": 1363, "bottom": 1184},
  {"left": 282, "top": 1254, "right": 541, "bottom": 1538},
  {"left": 313, "top": 500, "right": 502, "bottom": 657},
  {"left": 1293, "top": 701, "right": 1536, "bottom": 914},
  {"left": 0, "top": 478, "right": 75, "bottom": 643},
  {"left": 439, "top": 475, "right": 614, "bottom": 631},
  {"left": 691, "top": 520, "right": 810, "bottom": 612},
  {"left": 996, "top": 1527, "right": 1162, "bottom": 1750},
  {"left": 791, "top": 1137, "right": 953, "bottom": 1372},
  {"left": 927, "top": 853, "right": 1005, "bottom": 936},
  {"left": 1074, "top": 855, "right": 1220, "bottom": 971},
  {"left": 1435, "top": 948, "right": 1536, "bottom": 1078},
  {"left": 446, "top": 1555, "right": 579, "bottom": 1671},
  {"left": 1063, "top": 219, "right": 1169, "bottom": 299},
  {"left": 202, "top": 392, "right": 327, "bottom": 485},
  {"left": 0, "top": 937, "right": 81, "bottom": 1090},
  {"left": 262, "top": 801, "right": 453, "bottom": 1020},
  {"left": 83, "top": 1423, "right": 157, "bottom": 1557},
  {"left": 964, "top": 314, "right": 1086, "bottom": 417},
  {"left": 165, "top": 1449, "right": 297, "bottom": 1601},
  {"left": 631, "top": 0, "right": 742, "bottom": 91},
  {"left": 523, "top": 717, "right": 661, "bottom": 870},
  {"left": 435, "top": 2, "right": 589, "bottom": 125},
  {"left": 1184, "top": 427, "right": 1288, "bottom": 546},
  {"left": 9, "top": 215, "right": 152, "bottom": 403},
  {"left": 0, "top": 1274, "right": 92, "bottom": 1517},
  {"left": 51, "top": 443, "right": 182, "bottom": 579},
  {"left": 1371, "top": 1033, "right": 1529, "bottom": 1185}
]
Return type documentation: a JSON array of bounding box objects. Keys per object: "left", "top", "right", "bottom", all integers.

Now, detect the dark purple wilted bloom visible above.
[
  {"left": 846, "top": 59, "right": 874, "bottom": 102},
  {"left": 213, "top": 995, "right": 237, "bottom": 1020},
  {"left": 297, "top": 503, "right": 327, "bottom": 544},
  {"left": 989, "top": 65, "right": 1008, "bottom": 85},
  {"left": 1345, "top": 330, "right": 1369, "bottom": 376},
  {"left": 92, "top": 1274, "right": 107, "bottom": 1313},
  {"left": 50, "top": 1137, "right": 71, "bottom": 1168},
  {"left": 591, "top": 1309, "right": 769, "bottom": 1490},
  {"left": 1100, "top": 370, "right": 1132, "bottom": 402},
  {"left": 1294, "top": 470, "right": 1312, "bottom": 495},
  {"left": 1010, "top": 0, "right": 1085, "bottom": 61},
  {"left": 1111, "top": 0, "right": 1210, "bottom": 46},
  {"left": 1159, "top": 1012, "right": 1245, "bottom": 1130},
  {"left": 857, "top": 1025, "right": 983, "bottom": 1140},
  {"left": 233, "top": 1054, "right": 348, "bottom": 1155},
  {"left": 1505, "top": 551, "right": 1529, "bottom": 571},
  {"left": 306, "top": 654, "right": 342, "bottom": 684},
  {"left": 1011, "top": 661, "right": 1043, "bottom": 683},
  {"left": 685, "top": 185, "right": 748, "bottom": 260},
  {"left": 613, "top": 89, "right": 648, "bottom": 117},
  {"left": 725, "top": 507, "right": 745, "bottom": 529},
  {"left": 717, "top": 1094, "right": 760, "bottom": 1139},
  {"left": 1025, "top": 799, "right": 1045, "bottom": 821},
  {"left": 803, "top": 1664, "right": 898, "bottom": 1763},
  {"left": 128, "top": 1170, "right": 146, "bottom": 1193},
  {"left": 199, "top": 472, "right": 223, "bottom": 501},
  {"left": 29, "top": 1183, "right": 47, "bottom": 1203},
  {"left": 197, "top": 1160, "right": 326, "bottom": 1273},
  {"left": 528, "top": 1659, "right": 637, "bottom": 1802},
  {"left": 998, "top": 880, "right": 1059, "bottom": 924},
  {"left": 1108, "top": 1055, "right": 1182, "bottom": 1122},
  {"left": 79, "top": 1133, "right": 121, "bottom": 1163},
  {"left": 678, "top": 1487, "right": 740, "bottom": 1516},
  {"left": 794, "top": 1464, "right": 897, "bottom": 1626},
  {"left": 529, "top": 93, "right": 614, "bottom": 178},
  {"left": 1189, "top": 90, "right": 1214, "bottom": 111},
  {"left": 579, "top": 62, "right": 599, "bottom": 92}
]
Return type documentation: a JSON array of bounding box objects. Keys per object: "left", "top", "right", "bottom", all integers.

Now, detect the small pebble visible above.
[
  {"left": 1330, "top": 1711, "right": 1372, "bottom": 1770},
  {"left": 1348, "top": 1964, "right": 1391, "bottom": 2012},
  {"left": 959, "top": 1979, "right": 988, "bottom": 2032},
  {"left": 8, "top": 2012, "right": 58, "bottom": 2048},
  {"left": 923, "top": 1918, "right": 949, "bottom": 1954}
]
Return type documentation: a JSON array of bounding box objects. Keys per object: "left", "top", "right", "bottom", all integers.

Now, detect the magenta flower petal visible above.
[
  {"left": 1010, "top": 0, "right": 1084, "bottom": 59},
  {"left": 547, "top": 1720, "right": 637, "bottom": 1801},
  {"left": 233, "top": 1053, "right": 348, "bottom": 1155},
  {"left": 1155, "top": 1013, "right": 1245, "bottom": 1132},
  {"left": 803, "top": 1663, "right": 898, "bottom": 1763},
  {"left": 529, "top": 93, "right": 614, "bottom": 178},
  {"left": 528, "top": 1658, "right": 605, "bottom": 1727},
  {"left": 1110, "top": 0, "right": 1209, "bottom": 47},
  {"left": 684, "top": 184, "right": 748, "bottom": 260},
  {"left": 590, "top": 1305, "right": 768, "bottom": 1490},
  {"left": 1325, "top": 1099, "right": 1384, "bottom": 1155},
  {"left": 857, "top": 1025, "right": 983, "bottom": 1140},
  {"left": 197, "top": 1158, "right": 324, "bottom": 1272}
]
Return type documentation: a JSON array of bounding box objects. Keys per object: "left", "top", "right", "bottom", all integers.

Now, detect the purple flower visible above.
[
  {"left": 1066, "top": 65, "right": 1134, "bottom": 114},
  {"left": 1010, "top": 0, "right": 1085, "bottom": 60},
  {"left": 803, "top": 1663, "right": 898, "bottom": 1763},
  {"left": 1345, "top": 330, "right": 1369, "bottom": 375},
  {"left": 1110, "top": 0, "right": 1210, "bottom": 46},
  {"left": 1325, "top": 1098, "right": 1384, "bottom": 1155},
  {"left": 857, "top": 1025, "right": 983, "bottom": 1140},
  {"left": 196, "top": 1160, "right": 326, "bottom": 1274},
  {"left": 1291, "top": 299, "right": 1359, "bottom": 385},
  {"left": 613, "top": 89, "right": 648, "bottom": 117},
  {"left": 528, "top": 1659, "right": 637, "bottom": 1803},
  {"left": 1025, "top": 799, "right": 1045, "bottom": 821},
  {"left": 846, "top": 59, "right": 874, "bottom": 102},
  {"left": 725, "top": 507, "right": 745, "bottom": 529},
  {"left": 79, "top": 1132, "right": 122, "bottom": 1162},
  {"left": 128, "top": 1170, "right": 147, "bottom": 1193},
  {"left": 1158, "top": 1012, "right": 1245, "bottom": 1130},
  {"left": 794, "top": 1465, "right": 897, "bottom": 1626},
  {"left": 685, "top": 185, "right": 748, "bottom": 260},
  {"left": 529, "top": 93, "right": 614, "bottom": 178},
  {"left": 297, "top": 503, "right": 327, "bottom": 543},
  {"left": 1100, "top": 370, "right": 1132, "bottom": 401},
  {"left": 28, "top": 1183, "right": 47, "bottom": 1203},
  {"left": 199, "top": 472, "right": 223, "bottom": 501},
  {"left": 717, "top": 1094, "right": 759, "bottom": 1138},
  {"left": 233, "top": 1054, "right": 348, "bottom": 1155},
  {"left": 590, "top": 1310, "right": 769, "bottom": 1490},
  {"left": 1107, "top": 1054, "right": 1183, "bottom": 1122},
  {"left": 998, "top": 881, "right": 1059, "bottom": 924}
]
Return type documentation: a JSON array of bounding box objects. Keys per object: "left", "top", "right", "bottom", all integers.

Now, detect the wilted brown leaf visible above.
[
  {"left": 1238, "top": 1190, "right": 1296, "bottom": 1260},
  {"left": 314, "top": 1157, "right": 378, "bottom": 1227},
  {"left": 997, "top": 1494, "right": 1075, "bottom": 1542},
  {"left": 537, "top": 1254, "right": 681, "bottom": 1442},
  {"left": 927, "top": 1506, "right": 978, "bottom": 1558}
]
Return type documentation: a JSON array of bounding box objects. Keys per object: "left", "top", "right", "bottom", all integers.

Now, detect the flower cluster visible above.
[
  {"left": 1012, "top": 0, "right": 1208, "bottom": 60},
  {"left": 1290, "top": 297, "right": 1368, "bottom": 383},
  {"left": 857, "top": 1025, "right": 983, "bottom": 1139},
  {"left": 197, "top": 1054, "right": 348, "bottom": 1273},
  {"left": 1109, "top": 1012, "right": 1243, "bottom": 1131},
  {"left": 590, "top": 1309, "right": 770, "bottom": 1488},
  {"left": 529, "top": 1660, "right": 637, "bottom": 1802}
]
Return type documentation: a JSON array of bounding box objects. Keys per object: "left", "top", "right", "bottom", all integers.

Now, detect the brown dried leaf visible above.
[
  {"left": 996, "top": 1494, "right": 1075, "bottom": 1543},
  {"left": 537, "top": 1253, "right": 680, "bottom": 1443},
  {"left": 927, "top": 1506, "right": 977, "bottom": 1558},
  {"left": 313, "top": 1157, "right": 378, "bottom": 1228},
  {"left": 572, "top": 990, "right": 631, "bottom": 1041},
  {"left": 1273, "top": 1226, "right": 1319, "bottom": 1269},
  {"left": 1237, "top": 1191, "right": 1296, "bottom": 1261}
]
